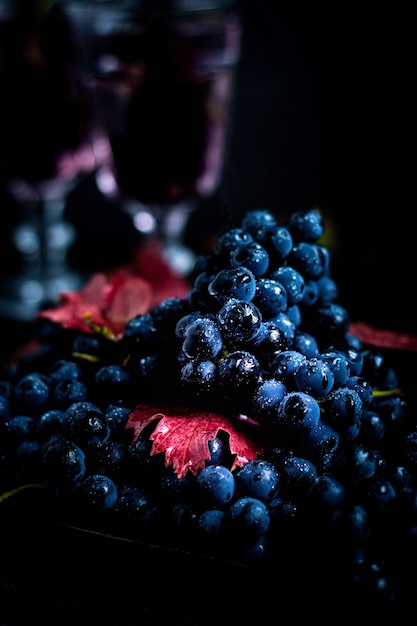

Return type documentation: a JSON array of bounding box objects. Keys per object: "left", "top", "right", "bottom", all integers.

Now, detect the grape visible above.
[
  {"left": 75, "top": 473, "right": 118, "bottom": 511},
  {"left": 216, "top": 227, "right": 253, "bottom": 258},
  {"left": 230, "top": 240, "right": 269, "bottom": 277},
  {"left": 269, "top": 350, "right": 307, "bottom": 388},
  {"left": 14, "top": 373, "right": 50, "bottom": 414},
  {"left": 321, "top": 387, "right": 364, "bottom": 431},
  {"left": 252, "top": 278, "right": 288, "bottom": 319},
  {"left": 41, "top": 434, "right": 86, "bottom": 485},
  {"left": 196, "top": 464, "right": 235, "bottom": 507},
  {"left": 51, "top": 378, "right": 88, "bottom": 410},
  {"left": 195, "top": 509, "right": 226, "bottom": 540},
  {"left": 217, "top": 298, "right": 262, "bottom": 344},
  {"left": 2, "top": 206, "right": 417, "bottom": 608},
  {"left": 249, "top": 378, "right": 287, "bottom": 421},
  {"left": 308, "top": 474, "right": 346, "bottom": 510},
  {"left": 318, "top": 350, "right": 351, "bottom": 386},
  {"left": 115, "top": 485, "right": 156, "bottom": 525},
  {"left": 63, "top": 404, "right": 110, "bottom": 446},
  {"left": 180, "top": 359, "right": 218, "bottom": 396},
  {"left": 182, "top": 317, "right": 223, "bottom": 360},
  {"left": 235, "top": 459, "right": 280, "bottom": 503},
  {"left": 287, "top": 207, "right": 325, "bottom": 243},
  {"left": 6, "top": 415, "right": 37, "bottom": 443},
  {"left": 256, "top": 224, "right": 293, "bottom": 261},
  {"left": 226, "top": 496, "right": 271, "bottom": 540},
  {"left": 294, "top": 357, "right": 335, "bottom": 396},
  {"left": 240, "top": 209, "right": 277, "bottom": 235},
  {"left": 37, "top": 409, "right": 66, "bottom": 439},
  {"left": 270, "top": 266, "right": 305, "bottom": 306},
  {"left": 208, "top": 266, "right": 257, "bottom": 303},
  {"left": 288, "top": 242, "right": 328, "bottom": 279},
  {"left": 218, "top": 351, "right": 260, "bottom": 395},
  {"left": 292, "top": 331, "right": 319, "bottom": 358},
  {"left": 274, "top": 391, "right": 321, "bottom": 434}
]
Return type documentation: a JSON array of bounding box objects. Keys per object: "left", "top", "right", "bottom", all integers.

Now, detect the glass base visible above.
[{"left": 0, "top": 271, "right": 85, "bottom": 322}]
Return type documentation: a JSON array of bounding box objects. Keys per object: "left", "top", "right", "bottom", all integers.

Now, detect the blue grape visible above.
[
  {"left": 226, "top": 496, "right": 271, "bottom": 540},
  {"left": 230, "top": 240, "right": 269, "bottom": 277},
  {"left": 180, "top": 359, "right": 218, "bottom": 395},
  {"left": 288, "top": 242, "right": 328, "bottom": 279},
  {"left": 308, "top": 475, "right": 346, "bottom": 509},
  {"left": 240, "top": 209, "right": 277, "bottom": 235},
  {"left": 51, "top": 378, "right": 88, "bottom": 410},
  {"left": 274, "top": 391, "right": 321, "bottom": 433},
  {"left": 14, "top": 373, "right": 50, "bottom": 414},
  {"left": 318, "top": 350, "right": 351, "bottom": 386},
  {"left": 76, "top": 473, "right": 118, "bottom": 511},
  {"left": 235, "top": 459, "right": 280, "bottom": 502},
  {"left": 48, "top": 359, "right": 83, "bottom": 382},
  {"left": 195, "top": 509, "right": 226, "bottom": 540},
  {"left": 286, "top": 207, "right": 325, "bottom": 243},
  {"left": 294, "top": 357, "right": 335, "bottom": 396},
  {"left": 270, "top": 266, "right": 305, "bottom": 306},
  {"left": 300, "top": 279, "right": 319, "bottom": 307},
  {"left": 63, "top": 403, "right": 110, "bottom": 445},
  {"left": 208, "top": 266, "right": 257, "bottom": 304},
  {"left": 218, "top": 351, "right": 260, "bottom": 393},
  {"left": 253, "top": 278, "right": 288, "bottom": 319},
  {"left": 182, "top": 317, "right": 223, "bottom": 360},
  {"left": 216, "top": 227, "right": 253, "bottom": 258},
  {"left": 217, "top": 298, "right": 262, "bottom": 344},
  {"left": 41, "top": 434, "right": 86, "bottom": 485},
  {"left": 196, "top": 464, "right": 235, "bottom": 507},
  {"left": 292, "top": 331, "right": 319, "bottom": 358},
  {"left": 115, "top": 485, "right": 156, "bottom": 524},
  {"left": 250, "top": 378, "right": 287, "bottom": 421},
  {"left": 6, "top": 415, "right": 37, "bottom": 443},
  {"left": 276, "top": 454, "right": 318, "bottom": 496},
  {"left": 269, "top": 350, "right": 307, "bottom": 388},
  {"left": 321, "top": 387, "right": 364, "bottom": 430},
  {"left": 256, "top": 224, "right": 293, "bottom": 261}
]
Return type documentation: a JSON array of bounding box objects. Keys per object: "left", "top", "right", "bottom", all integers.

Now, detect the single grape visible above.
[
  {"left": 235, "top": 459, "right": 280, "bottom": 503},
  {"left": 226, "top": 496, "right": 271, "bottom": 540},
  {"left": 294, "top": 357, "right": 335, "bottom": 396},
  {"left": 208, "top": 266, "right": 257, "bottom": 304},
  {"left": 230, "top": 240, "right": 269, "bottom": 277},
  {"left": 196, "top": 464, "right": 235, "bottom": 507},
  {"left": 217, "top": 298, "right": 262, "bottom": 344},
  {"left": 75, "top": 473, "right": 118, "bottom": 511}
]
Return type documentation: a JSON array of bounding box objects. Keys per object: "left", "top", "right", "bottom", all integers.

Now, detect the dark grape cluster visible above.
[{"left": 1, "top": 207, "right": 416, "bottom": 611}]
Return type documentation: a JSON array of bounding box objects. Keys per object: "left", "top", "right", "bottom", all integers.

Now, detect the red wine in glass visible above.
[
  {"left": 61, "top": 0, "right": 242, "bottom": 273},
  {"left": 0, "top": 1, "right": 115, "bottom": 321}
]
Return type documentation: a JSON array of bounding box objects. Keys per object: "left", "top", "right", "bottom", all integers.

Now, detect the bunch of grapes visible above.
[{"left": 1, "top": 207, "right": 416, "bottom": 611}]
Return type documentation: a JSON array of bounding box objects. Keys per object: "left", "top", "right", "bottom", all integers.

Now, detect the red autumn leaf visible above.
[
  {"left": 350, "top": 321, "right": 417, "bottom": 352},
  {"left": 37, "top": 240, "right": 191, "bottom": 338},
  {"left": 126, "top": 404, "right": 264, "bottom": 479},
  {"left": 38, "top": 270, "right": 153, "bottom": 338}
]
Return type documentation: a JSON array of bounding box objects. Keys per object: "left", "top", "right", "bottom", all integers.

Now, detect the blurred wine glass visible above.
[
  {"left": 60, "top": 0, "right": 242, "bottom": 274},
  {"left": 0, "top": 0, "right": 115, "bottom": 321}
]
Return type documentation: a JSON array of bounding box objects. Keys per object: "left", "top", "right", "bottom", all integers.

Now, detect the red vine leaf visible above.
[
  {"left": 37, "top": 241, "right": 191, "bottom": 339},
  {"left": 38, "top": 271, "right": 152, "bottom": 338},
  {"left": 350, "top": 321, "right": 417, "bottom": 352},
  {"left": 126, "top": 404, "right": 264, "bottom": 479}
]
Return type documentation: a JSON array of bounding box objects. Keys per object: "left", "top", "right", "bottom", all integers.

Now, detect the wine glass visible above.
[
  {"left": 0, "top": 1, "right": 115, "bottom": 322},
  {"left": 59, "top": 0, "right": 243, "bottom": 275}
]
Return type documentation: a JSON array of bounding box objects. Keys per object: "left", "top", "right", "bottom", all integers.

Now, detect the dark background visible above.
[{"left": 186, "top": 1, "right": 414, "bottom": 334}]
